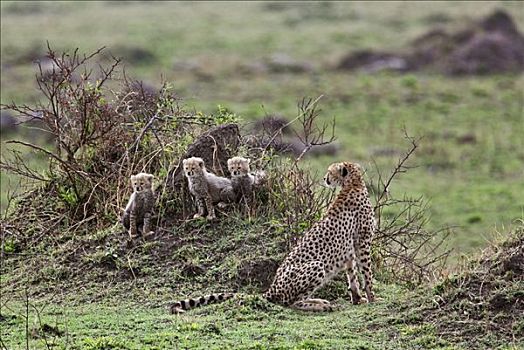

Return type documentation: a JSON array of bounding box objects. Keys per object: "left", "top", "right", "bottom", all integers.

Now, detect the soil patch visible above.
[
  {"left": 425, "top": 230, "right": 524, "bottom": 346},
  {"left": 337, "top": 10, "right": 524, "bottom": 75}
]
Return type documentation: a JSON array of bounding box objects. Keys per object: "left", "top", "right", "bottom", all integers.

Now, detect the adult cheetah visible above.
[{"left": 170, "top": 161, "right": 375, "bottom": 313}]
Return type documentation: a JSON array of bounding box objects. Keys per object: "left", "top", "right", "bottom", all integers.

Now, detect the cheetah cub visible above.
[
  {"left": 183, "top": 157, "right": 235, "bottom": 220},
  {"left": 121, "top": 172, "right": 155, "bottom": 239},
  {"left": 227, "top": 156, "right": 266, "bottom": 205}
]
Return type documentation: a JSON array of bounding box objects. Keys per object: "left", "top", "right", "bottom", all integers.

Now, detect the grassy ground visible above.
[
  {"left": 0, "top": 284, "right": 452, "bottom": 350},
  {"left": 1, "top": 2, "right": 524, "bottom": 349},
  {"left": 3, "top": 247, "right": 523, "bottom": 350},
  {"left": 3, "top": 225, "right": 523, "bottom": 350}
]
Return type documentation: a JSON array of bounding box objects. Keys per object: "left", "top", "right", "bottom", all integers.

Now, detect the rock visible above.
[
  {"left": 243, "top": 134, "right": 339, "bottom": 158},
  {"left": 284, "top": 138, "right": 340, "bottom": 157},
  {"left": 241, "top": 134, "right": 291, "bottom": 158},
  {"left": 167, "top": 123, "right": 240, "bottom": 187},
  {"left": 123, "top": 80, "right": 161, "bottom": 113},
  {"left": 0, "top": 111, "right": 18, "bottom": 134},
  {"left": 110, "top": 46, "right": 157, "bottom": 65},
  {"left": 480, "top": 10, "right": 521, "bottom": 37},
  {"left": 34, "top": 56, "right": 82, "bottom": 84}
]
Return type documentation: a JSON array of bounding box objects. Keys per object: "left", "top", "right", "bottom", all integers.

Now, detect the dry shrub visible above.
[
  {"left": 370, "top": 132, "right": 450, "bottom": 283},
  {"left": 244, "top": 99, "right": 449, "bottom": 283},
  {"left": 241, "top": 97, "right": 336, "bottom": 249},
  {"left": 0, "top": 45, "right": 233, "bottom": 251}
]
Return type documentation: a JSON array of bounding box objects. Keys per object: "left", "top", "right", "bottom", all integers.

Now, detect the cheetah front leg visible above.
[
  {"left": 204, "top": 195, "right": 216, "bottom": 220},
  {"left": 217, "top": 187, "right": 234, "bottom": 210},
  {"left": 194, "top": 197, "right": 207, "bottom": 219},
  {"left": 346, "top": 257, "right": 366, "bottom": 304},
  {"left": 142, "top": 212, "right": 154, "bottom": 237},
  {"left": 357, "top": 242, "right": 375, "bottom": 302},
  {"left": 129, "top": 211, "right": 138, "bottom": 239}
]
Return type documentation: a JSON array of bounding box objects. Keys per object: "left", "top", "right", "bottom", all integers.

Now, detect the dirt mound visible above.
[
  {"left": 252, "top": 115, "right": 293, "bottom": 135},
  {"left": 427, "top": 229, "right": 524, "bottom": 346},
  {"left": 236, "top": 258, "right": 280, "bottom": 290},
  {"left": 480, "top": 9, "right": 521, "bottom": 36},
  {"left": 245, "top": 114, "right": 340, "bottom": 159},
  {"left": 166, "top": 123, "right": 240, "bottom": 188},
  {"left": 445, "top": 31, "right": 524, "bottom": 75},
  {"left": 338, "top": 10, "right": 524, "bottom": 75},
  {"left": 0, "top": 111, "right": 18, "bottom": 134}
]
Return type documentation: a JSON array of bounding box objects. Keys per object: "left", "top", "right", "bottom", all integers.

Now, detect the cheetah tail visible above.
[{"left": 169, "top": 293, "right": 234, "bottom": 314}]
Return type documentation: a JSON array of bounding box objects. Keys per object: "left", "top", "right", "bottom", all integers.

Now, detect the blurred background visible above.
[{"left": 1, "top": 1, "right": 523, "bottom": 261}]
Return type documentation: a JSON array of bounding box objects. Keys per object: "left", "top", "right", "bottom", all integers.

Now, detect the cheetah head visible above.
[
  {"left": 323, "top": 162, "right": 362, "bottom": 188},
  {"left": 130, "top": 173, "right": 154, "bottom": 192},
  {"left": 183, "top": 157, "right": 206, "bottom": 178},
  {"left": 227, "top": 156, "right": 250, "bottom": 177}
]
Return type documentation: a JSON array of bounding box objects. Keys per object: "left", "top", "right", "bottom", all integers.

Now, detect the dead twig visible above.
[{"left": 370, "top": 132, "right": 450, "bottom": 283}]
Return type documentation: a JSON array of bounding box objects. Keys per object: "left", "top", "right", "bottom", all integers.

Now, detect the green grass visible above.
[
  {"left": 4, "top": 277, "right": 522, "bottom": 349},
  {"left": 0, "top": 284, "right": 462, "bottom": 350}
]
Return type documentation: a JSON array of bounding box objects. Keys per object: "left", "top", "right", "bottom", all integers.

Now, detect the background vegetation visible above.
[{"left": 1, "top": 1, "right": 523, "bottom": 349}]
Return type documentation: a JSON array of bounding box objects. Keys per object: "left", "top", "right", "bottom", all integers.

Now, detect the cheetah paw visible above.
[
  {"left": 144, "top": 230, "right": 155, "bottom": 238},
  {"left": 358, "top": 297, "right": 369, "bottom": 304}
]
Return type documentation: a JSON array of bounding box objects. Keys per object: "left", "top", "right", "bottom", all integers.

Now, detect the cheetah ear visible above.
[
  {"left": 182, "top": 159, "right": 188, "bottom": 165},
  {"left": 130, "top": 175, "right": 136, "bottom": 181},
  {"left": 146, "top": 174, "right": 154, "bottom": 181},
  {"left": 227, "top": 159, "right": 232, "bottom": 166},
  {"left": 246, "top": 158, "right": 251, "bottom": 165},
  {"left": 340, "top": 165, "right": 348, "bottom": 177},
  {"left": 198, "top": 160, "right": 204, "bottom": 168}
]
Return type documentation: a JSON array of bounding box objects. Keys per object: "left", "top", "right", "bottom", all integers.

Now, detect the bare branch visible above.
[{"left": 374, "top": 131, "right": 420, "bottom": 211}]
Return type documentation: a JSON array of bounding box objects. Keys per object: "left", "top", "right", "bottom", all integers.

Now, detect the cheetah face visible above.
[
  {"left": 131, "top": 173, "right": 154, "bottom": 192},
  {"left": 183, "top": 157, "right": 205, "bottom": 178},
  {"left": 227, "top": 156, "right": 250, "bottom": 177},
  {"left": 323, "top": 162, "right": 361, "bottom": 188}
]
